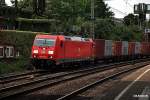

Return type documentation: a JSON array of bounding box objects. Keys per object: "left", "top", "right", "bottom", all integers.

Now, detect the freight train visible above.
[{"left": 31, "top": 34, "right": 150, "bottom": 69}]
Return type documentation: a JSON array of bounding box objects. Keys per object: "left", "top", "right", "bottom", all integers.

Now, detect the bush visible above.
[
  {"left": 0, "top": 30, "right": 47, "bottom": 58},
  {"left": 95, "top": 19, "right": 142, "bottom": 41},
  {"left": 0, "top": 58, "right": 28, "bottom": 74}
]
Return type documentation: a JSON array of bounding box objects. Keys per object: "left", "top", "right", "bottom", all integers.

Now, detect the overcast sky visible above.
[
  {"left": 105, "top": 0, "right": 150, "bottom": 18},
  {"left": 5, "top": 0, "right": 150, "bottom": 18}
]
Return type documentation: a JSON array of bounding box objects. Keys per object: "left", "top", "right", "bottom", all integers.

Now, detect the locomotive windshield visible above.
[{"left": 34, "top": 38, "right": 55, "bottom": 46}]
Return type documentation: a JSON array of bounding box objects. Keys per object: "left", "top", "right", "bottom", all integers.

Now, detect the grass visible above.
[{"left": 0, "top": 58, "right": 29, "bottom": 75}]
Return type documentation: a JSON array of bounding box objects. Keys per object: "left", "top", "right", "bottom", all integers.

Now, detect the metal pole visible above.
[
  {"left": 15, "top": 0, "right": 18, "bottom": 9},
  {"left": 15, "top": 0, "right": 18, "bottom": 29},
  {"left": 91, "top": 0, "right": 94, "bottom": 39}
]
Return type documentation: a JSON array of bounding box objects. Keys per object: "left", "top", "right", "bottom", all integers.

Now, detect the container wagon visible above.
[
  {"left": 128, "top": 42, "right": 135, "bottom": 60},
  {"left": 112, "top": 41, "right": 122, "bottom": 61},
  {"left": 135, "top": 42, "right": 141, "bottom": 59},
  {"left": 122, "top": 41, "right": 128, "bottom": 60}
]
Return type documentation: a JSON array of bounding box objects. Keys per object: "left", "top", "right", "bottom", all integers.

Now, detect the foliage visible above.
[
  {"left": 95, "top": 19, "right": 142, "bottom": 41},
  {"left": 16, "top": 18, "right": 58, "bottom": 32},
  {"left": 11, "top": 0, "right": 33, "bottom": 10},
  {"left": 0, "top": 58, "right": 28, "bottom": 74},
  {"left": 95, "top": 19, "right": 114, "bottom": 39},
  {"left": 123, "top": 13, "right": 138, "bottom": 26},
  {"left": 0, "top": 30, "right": 41, "bottom": 58},
  {"left": 95, "top": 0, "right": 114, "bottom": 18},
  {"left": 12, "top": 0, "right": 113, "bottom": 33},
  {"left": 9, "top": 0, "right": 142, "bottom": 41}
]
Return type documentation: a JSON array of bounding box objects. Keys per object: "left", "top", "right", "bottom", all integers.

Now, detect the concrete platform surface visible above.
[{"left": 99, "top": 65, "right": 150, "bottom": 100}]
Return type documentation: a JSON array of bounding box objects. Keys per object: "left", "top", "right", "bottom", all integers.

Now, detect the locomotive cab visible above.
[
  {"left": 32, "top": 38, "right": 55, "bottom": 59},
  {"left": 31, "top": 35, "right": 58, "bottom": 68}
]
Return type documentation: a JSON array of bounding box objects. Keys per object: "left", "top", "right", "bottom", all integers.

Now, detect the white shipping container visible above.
[
  {"left": 104, "top": 40, "right": 112, "bottom": 57},
  {"left": 135, "top": 42, "right": 141, "bottom": 54},
  {"left": 122, "top": 41, "right": 128, "bottom": 55}
]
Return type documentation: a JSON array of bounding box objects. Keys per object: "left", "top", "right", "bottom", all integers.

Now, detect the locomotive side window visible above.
[
  {"left": 34, "top": 39, "right": 55, "bottom": 46},
  {"left": 0, "top": 46, "right": 4, "bottom": 58},
  {"left": 6, "top": 46, "right": 14, "bottom": 58}
]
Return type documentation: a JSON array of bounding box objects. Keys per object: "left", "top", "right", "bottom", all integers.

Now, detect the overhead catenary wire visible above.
[
  {"left": 104, "top": 0, "right": 130, "bottom": 16},
  {"left": 110, "top": 7, "right": 128, "bottom": 16},
  {"left": 123, "top": 0, "right": 133, "bottom": 8}
]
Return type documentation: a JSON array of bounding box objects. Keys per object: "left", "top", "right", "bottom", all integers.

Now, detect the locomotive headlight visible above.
[
  {"left": 48, "top": 50, "right": 54, "bottom": 54},
  {"left": 33, "top": 50, "right": 38, "bottom": 54}
]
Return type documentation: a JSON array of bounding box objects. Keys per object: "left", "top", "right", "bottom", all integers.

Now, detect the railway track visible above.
[
  {"left": 0, "top": 70, "right": 48, "bottom": 84},
  {"left": 0, "top": 59, "right": 149, "bottom": 99},
  {"left": 56, "top": 61, "right": 149, "bottom": 100}
]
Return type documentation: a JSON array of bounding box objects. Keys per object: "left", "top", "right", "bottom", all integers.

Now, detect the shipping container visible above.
[
  {"left": 122, "top": 41, "right": 128, "bottom": 55},
  {"left": 104, "top": 40, "right": 112, "bottom": 57},
  {"left": 112, "top": 41, "right": 122, "bottom": 56},
  {"left": 135, "top": 42, "right": 141, "bottom": 55},
  {"left": 94, "top": 39, "right": 105, "bottom": 59},
  {"left": 141, "top": 42, "right": 149, "bottom": 56},
  {"left": 128, "top": 42, "right": 135, "bottom": 55},
  {"left": 148, "top": 43, "right": 150, "bottom": 56}
]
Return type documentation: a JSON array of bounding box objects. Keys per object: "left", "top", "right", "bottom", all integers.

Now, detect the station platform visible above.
[{"left": 98, "top": 65, "right": 150, "bottom": 100}]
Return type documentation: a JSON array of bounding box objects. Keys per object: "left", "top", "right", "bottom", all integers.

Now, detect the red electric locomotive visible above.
[{"left": 31, "top": 34, "right": 94, "bottom": 69}]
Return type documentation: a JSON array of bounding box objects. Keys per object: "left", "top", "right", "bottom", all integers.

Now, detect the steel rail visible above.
[
  {"left": 0, "top": 71, "right": 50, "bottom": 84},
  {"left": 0, "top": 61, "right": 128, "bottom": 92},
  {"left": 0, "top": 70, "right": 45, "bottom": 81},
  {"left": 0, "top": 58, "right": 149, "bottom": 99},
  {"left": 57, "top": 62, "right": 149, "bottom": 100}
]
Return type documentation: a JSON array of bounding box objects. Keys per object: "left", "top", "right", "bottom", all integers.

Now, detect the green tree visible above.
[
  {"left": 95, "top": 0, "right": 113, "bottom": 18},
  {"left": 123, "top": 13, "right": 138, "bottom": 26},
  {"left": 13, "top": 0, "right": 113, "bottom": 33},
  {"left": 11, "top": 0, "right": 33, "bottom": 10},
  {"left": 0, "top": 0, "right": 6, "bottom": 6}
]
